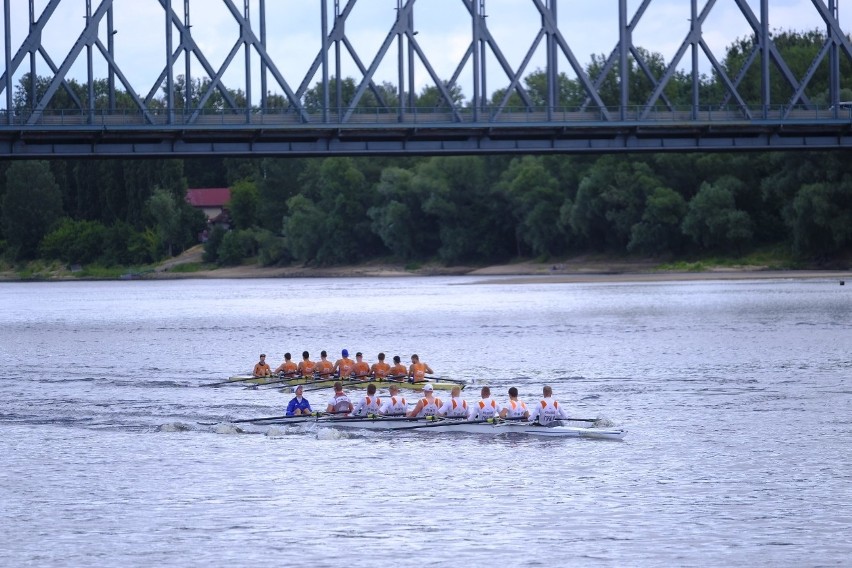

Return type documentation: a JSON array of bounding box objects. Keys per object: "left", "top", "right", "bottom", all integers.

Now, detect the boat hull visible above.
[
  {"left": 227, "top": 375, "right": 463, "bottom": 391},
  {"left": 305, "top": 416, "right": 626, "bottom": 439}
]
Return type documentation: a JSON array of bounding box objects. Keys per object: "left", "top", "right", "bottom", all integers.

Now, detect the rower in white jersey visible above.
[
  {"left": 527, "top": 385, "right": 569, "bottom": 426},
  {"left": 438, "top": 386, "right": 468, "bottom": 418},
  {"left": 326, "top": 381, "right": 354, "bottom": 416},
  {"left": 352, "top": 383, "right": 382, "bottom": 416},
  {"left": 407, "top": 383, "right": 442, "bottom": 418},
  {"left": 499, "top": 387, "right": 530, "bottom": 420},
  {"left": 468, "top": 386, "right": 501, "bottom": 421},
  {"left": 379, "top": 385, "right": 408, "bottom": 416}
]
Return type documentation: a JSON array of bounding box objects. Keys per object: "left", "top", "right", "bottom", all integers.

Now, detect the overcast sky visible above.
[{"left": 3, "top": 0, "right": 850, "bottom": 108}]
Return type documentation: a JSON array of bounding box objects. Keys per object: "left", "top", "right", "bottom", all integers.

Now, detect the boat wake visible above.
[{"left": 156, "top": 421, "right": 194, "bottom": 432}]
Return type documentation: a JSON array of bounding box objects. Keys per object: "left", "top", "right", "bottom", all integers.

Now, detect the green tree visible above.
[
  {"left": 628, "top": 187, "right": 688, "bottom": 255},
  {"left": 788, "top": 181, "right": 852, "bottom": 256},
  {"left": 283, "top": 194, "right": 324, "bottom": 263},
  {"left": 2, "top": 160, "right": 64, "bottom": 260},
  {"left": 682, "top": 177, "right": 754, "bottom": 251},
  {"left": 40, "top": 219, "right": 108, "bottom": 265},
  {"left": 228, "top": 180, "right": 259, "bottom": 230},
  {"left": 146, "top": 188, "right": 182, "bottom": 257},
  {"left": 497, "top": 156, "right": 564, "bottom": 257}
]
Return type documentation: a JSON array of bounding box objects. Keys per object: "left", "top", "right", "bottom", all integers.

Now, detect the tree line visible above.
[{"left": 1, "top": 30, "right": 850, "bottom": 268}]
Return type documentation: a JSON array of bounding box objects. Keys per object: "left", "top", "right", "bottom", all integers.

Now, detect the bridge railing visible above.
[{"left": 2, "top": 104, "right": 851, "bottom": 128}]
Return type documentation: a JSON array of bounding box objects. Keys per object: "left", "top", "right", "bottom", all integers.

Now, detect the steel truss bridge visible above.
[{"left": 1, "top": 0, "right": 852, "bottom": 158}]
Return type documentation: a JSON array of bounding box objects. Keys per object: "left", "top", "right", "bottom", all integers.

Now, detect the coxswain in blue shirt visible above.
[{"left": 286, "top": 384, "right": 312, "bottom": 416}]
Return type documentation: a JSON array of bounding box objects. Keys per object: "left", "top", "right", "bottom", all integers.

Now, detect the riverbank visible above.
[{"left": 2, "top": 245, "right": 849, "bottom": 284}]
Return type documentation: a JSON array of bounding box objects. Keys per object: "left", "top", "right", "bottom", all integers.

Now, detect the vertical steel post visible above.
[
  {"left": 408, "top": 7, "right": 415, "bottom": 110},
  {"left": 334, "top": 0, "right": 342, "bottom": 115},
  {"left": 321, "top": 0, "right": 328, "bottom": 122},
  {"left": 480, "top": 0, "right": 487, "bottom": 115},
  {"left": 546, "top": 0, "right": 557, "bottom": 119},
  {"left": 243, "top": 0, "right": 251, "bottom": 121},
  {"left": 618, "top": 0, "right": 628, "bottom": 120},
  {"left": 165, "top": 0, "right": 174, "bottom": 124},
  {"left": 184, "top": 0, "right": 191, "bottom": 113},
  {"left": 691, "top": 0, "right": 699, "bottom": 119},
  {"left": 260, "top": 0, "right": 267, "bottom": 112},
  {"left": 472, "top": 0, "right": 480, "bottom": 121},
  {"left": 761, "top": 0, "right": 769, "bottom": 117},
  {"left": 86, "top": 0, "right": 94, "bottom": 123},
  {"left": 29, "top": 0, "right": 36, "bottom": 111},
  {"left": 829, "top": 0, "right": 839, "bottom": 113},
  {"left": 108, "top": 2, "right": 115, "bottom": 112},
  {"left": 3, "top": 0, "right": 11, "bottom": 122},
  {"left": 398, "top": 0, "right": 405, "bottom": 118}
]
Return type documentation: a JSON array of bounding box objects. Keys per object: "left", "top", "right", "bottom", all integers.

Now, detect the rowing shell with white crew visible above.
[{"left": 199, "top": 414, "right": 627, "bottom": 440}]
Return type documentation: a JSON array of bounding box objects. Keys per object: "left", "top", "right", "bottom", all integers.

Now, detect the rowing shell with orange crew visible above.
[{"left": 219, "top": 374, "right": 465, "bottom": 391}]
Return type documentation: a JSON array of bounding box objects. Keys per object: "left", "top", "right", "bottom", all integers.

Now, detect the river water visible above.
[{"left": 0, "top": 276, "right": 849, "bottom": 567}]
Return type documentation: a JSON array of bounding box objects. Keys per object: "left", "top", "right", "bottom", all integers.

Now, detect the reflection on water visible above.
[{"left": 1, "top": 277, "right": 850, "bottom": 566}]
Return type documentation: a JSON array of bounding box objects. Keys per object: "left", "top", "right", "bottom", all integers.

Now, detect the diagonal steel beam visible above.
[{"left": 93, "top": 38, "right": 155, "bottom": 123}]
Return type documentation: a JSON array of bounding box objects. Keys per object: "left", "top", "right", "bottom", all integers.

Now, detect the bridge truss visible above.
[{"left": 2, "top": 0, "right": 852, "bottom": 157}]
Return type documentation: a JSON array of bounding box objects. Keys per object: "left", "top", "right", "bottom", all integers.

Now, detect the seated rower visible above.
[
  {"left": 408, "top": 354, "right": 434, "bottom": 383},
  {"left": 500, "top": 387, "right": 530, "bottom": 420},
  {"left": 528, "top": 385, "right": 569, "bottom": 426},
  {"left": 353, "top": 352, "right": 371, "bottom": 380},
  {"left": 273, "top": 352, "right": 298, "bottom": 377},
  {"left": 407, "top": 383, "right": 442, "bottom": 418},
  {"left": 371, "top": 353, "right": 391, "bottom": 379},
  {"left": 333, "top": 349, "right": 354, "bottom": 379},
  {"left": 388, "top": 355, "right": 407, "bottom": 379},
  {"left": 326, "top": 381, "right": 354, "bottom": 416},
  {"left": 286, "top": 384, "right": 312, "bottom": 416},
  {"left": 468, "top": 386, "right": 501, "bottom": 421},
  {"left": 379, "top": 385, "right": 407, "bottom": 416},
  {"left": 438, "top": 386, "right": 468, "bottom": 418},
  {"left": 297, "top": 351, "right": 316, "bottom": 379},
  {"left": 352, "top": 383, "right": 382, "bottom": 416},
  {"left": 252, "top": 354, "right": 272, "bottom": 378},
  {"left": 316, "top": 351, "right": 334, "bottom": 379}
]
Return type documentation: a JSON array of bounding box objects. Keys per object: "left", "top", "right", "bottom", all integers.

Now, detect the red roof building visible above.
[{"left": 186, "top": 187, "right": 231, "bottom": 220}]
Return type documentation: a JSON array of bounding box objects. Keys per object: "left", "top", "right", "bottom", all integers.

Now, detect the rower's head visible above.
[
  {"left": 302, "top": 351, "right": 309, "bottom": 360},
  {"left": 333, "top": 381, "right": 343, "bottom": 393},
  {"left": 377, "top": 353, "right": 385, "bottom": 361},
  {"left": 259, "top": 354, "right": 266, "bottom": 361},
  {"left": 321, "top": 350, "right": 328, "bottom": 359},
  {"left": 451, "top": 386, "right": 461, "bottom": 397},
  {"left": 294, "top": 385, "right": 303, "bottom": 396},
  {"left": 411, "top": 354, "right": 420, "bottom": 363},
  {"left": 342, "top": 349, "right": 349, "bottom": 358},
  {"left": 367, "top": 384, "right": 377, "bottom": 395},
  {"left": 422, "top": 383, "right": 434, "bottom": 395},
  {"left": 543, "top": 385, "right": 552, "bottom": 397},
  {"left": 388, "top": 385, "right": 400, "bottom": 395},
  {"left": 284, "top": 352, "right": 291, "bottom": 361},
  {"left": 508, "top": 387, "right": 519, "bottom": 398},
  {"left": 355, "top": 352, "right": 363, "bottom": 361},
  {"left": 393, "top": 355, "right": 401, "bottom": 364},
  {"left": 481, "top": 386, "right": 491, "bottom": 398}
]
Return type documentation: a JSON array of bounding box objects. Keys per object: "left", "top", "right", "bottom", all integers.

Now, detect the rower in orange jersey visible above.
[
  {"left": 315, "top": 350, "right": 334, "bottom": 379},
  {"left": 273, "top": 352, "right": 298, "bottom": 377},
  {"left": 333, "top": 349, "right": 355, "bottom": 378},
  {"left": 252, "top": 354, "right": 271, "bottom": 378},
  {"left": 407, "top": 383, "right": 442, "bottom": 418},
  {"left": 371, "top": 352, "right": 391, "bottom": 379},
  {"left": 352, "top": 352, "right": 371, "bottom": 380},
  {"left": 388, "top": 355, "right": 408, "bottom": 379},
  {"left": 297, "top": 351, "right": 316, "bottom": 379},
  {"left": 408, "top": 354, "right": 434, "bottom": 383}
]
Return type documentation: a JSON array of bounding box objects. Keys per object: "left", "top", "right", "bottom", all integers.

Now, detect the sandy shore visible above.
[{"left": 3, "top": 246, "right": 849, "bottom": 284}]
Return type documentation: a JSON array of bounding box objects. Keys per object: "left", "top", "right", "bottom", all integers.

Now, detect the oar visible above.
[
  {"left": 196, "top": 413, "right": 322, "bottom": 426},
  {"left": 201, "top": 376, "right": 267, "bottom": 388},
  {"left": 424, "top": 375, "right": 465, "bottom": 385},
  {"left": 249, "top": 374, "right": 312, "bottom": 390},
  {"left": 397, "top": 417, "right": 493, "bottom": 431}
]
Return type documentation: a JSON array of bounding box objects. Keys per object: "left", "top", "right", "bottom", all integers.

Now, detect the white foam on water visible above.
[
  {"left": 214, "top": 423, "right": 245, "bottom": 435},
  {"left": 315, "top": 427, "right": 350, "bottom": 440},
  {"left": 156, "top": 422, "right": 193, "bottom": 432}
]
